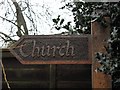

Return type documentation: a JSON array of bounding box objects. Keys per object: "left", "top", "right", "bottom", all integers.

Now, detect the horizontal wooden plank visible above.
[
  {"left": 1, "top": 50, "right": 92, "bottom": 88},
  {"left": 2, "top": 81, "right": 49, "bottom": 88},
  {"left": 2, "top": 81, "right": 92, "bottom": 88},
  {"left": 1, "top": 49, "right": 14, "bottom": 58},
  {"left": 3, "top": 69, "right": 49, "bottom": 81},
  {"left": 57, "top": 64, "right": 91, "bottom": 70},
  {"left": 2, "top": 63, "right": 91, "bottom": 81},
  {"left": 56, "top": 65, "right": 91, "bottom": 81},
  {"left": 57, "top": 81, "right": 91, "bottom": 88},
  {"left": 2, "top": 81, "right": 91, "bottom": 89},
  {"left": 9, "top": 35, "right": 92, "bottom": 64},
  {"left": 4, "top": 68, "right": 48, "bottom": 71},
  {"left": 2, "top": 58, "right": 50, "bottom": 68}
]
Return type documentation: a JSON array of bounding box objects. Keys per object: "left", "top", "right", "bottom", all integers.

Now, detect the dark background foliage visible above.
[{"left": 52, "top": 1, "right": 120, "bottom": 88}]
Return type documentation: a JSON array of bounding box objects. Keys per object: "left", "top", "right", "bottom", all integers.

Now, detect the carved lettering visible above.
[
  {"left": 32, "top": 40, "right": 40, "bottom": 57},
  {"left": 58, "top": 46, "right": 65, "bottom": 57},
  {"left": 66, "top": 40, "right": 75, "bottom": 56},
  {"left": 19, "top": 44, "right": 30, "bottom": 57},
  {"left": 47, "top": 45, "right": 50, "bottom": 56},
  {"left": 41, "top": 46, "right": 46, "bottom": 57},
  {"left": 51, "top": 46, "right": 56, "bottom": 57},
  {"left": 19, "top": 40, "right": 75, "bottom": 58}
]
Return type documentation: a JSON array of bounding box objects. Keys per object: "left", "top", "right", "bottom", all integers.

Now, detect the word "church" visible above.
[{"left": 19, "top": 40, "right": 75, "bottom": 58}]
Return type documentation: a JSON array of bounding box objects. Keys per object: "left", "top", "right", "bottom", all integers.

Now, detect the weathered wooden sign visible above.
[{"left": 10, "top": 35, "right": 92, "bottom": 64}]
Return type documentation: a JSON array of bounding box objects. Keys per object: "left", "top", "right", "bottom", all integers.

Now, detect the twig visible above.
[
  {"left": 0, "top": 60, "right": 11, "bottom": 89},
  {"left": 0, "top": 31, "right": 16, "bottom": 42},
  {"left": 0, "top": 15, "right": 24, "bottom": 32}
]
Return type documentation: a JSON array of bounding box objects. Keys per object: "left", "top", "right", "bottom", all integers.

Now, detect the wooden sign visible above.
[{"left": 10, "top": 35, "right": 92, "bottom": 64}]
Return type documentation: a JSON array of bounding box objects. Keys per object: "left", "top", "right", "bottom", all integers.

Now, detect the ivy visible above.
[{"left": 52, "top": 1, "right": 120, "bottom": 88}]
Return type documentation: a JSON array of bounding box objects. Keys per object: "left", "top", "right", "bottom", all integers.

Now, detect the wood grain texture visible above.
[
  {"left": 91, "top": 17, "right": 112, "bottom": 88},
  {"left": 2, "top": 55, "right": 91, "bottom": 88}
]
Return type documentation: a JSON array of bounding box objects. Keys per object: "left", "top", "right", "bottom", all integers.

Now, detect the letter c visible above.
[
  {"left": 59, "top": 46, "right": 65, "bottom": 57},
  {"left": 19, "top": 43, "right": 30, "bottom": 57}
]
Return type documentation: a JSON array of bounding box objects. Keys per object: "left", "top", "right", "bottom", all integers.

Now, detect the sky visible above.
[
  {"left": 0, "top": 0, "right": 73, "bottom": 34},
  {"left": 0, "top": 0, "right": 119, "bottom": 47},
  {"left": 0, "top": 0, "right": 74, "bottom": 47}
]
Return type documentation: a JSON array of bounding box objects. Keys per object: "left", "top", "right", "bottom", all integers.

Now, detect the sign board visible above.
[{"left": 10, "top": 35, "right": 92, "bottom": 64}]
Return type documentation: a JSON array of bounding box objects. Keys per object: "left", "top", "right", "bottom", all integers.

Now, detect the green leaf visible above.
[
  {"left": 52, "top": 19, "right": 58, "bottom": 24},
  {"left": 72, "top": 7, "right": 78, "bottom": 12},
  {"left": 60, "top": 19, "right": 64, "bottom": 25},
  {"left": 63, "top": 25, "right": 69, "bottom": 30},
  {"left": 55, "top": 27, "right": 60, "bottom": 30}
]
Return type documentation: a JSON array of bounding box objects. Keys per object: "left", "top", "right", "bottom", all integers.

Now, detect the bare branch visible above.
[
  {"left": 11, "top": 0, "right": 28, "bottom": 36},
  {"left": 0, "top": 32, "right": 16, "bottom": 42},
  {"left": 0, "top": 15, "right": 24, "bottom": 33},
  {"left": 7, "top": 0, "right": 16, "bottom": 17}
]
